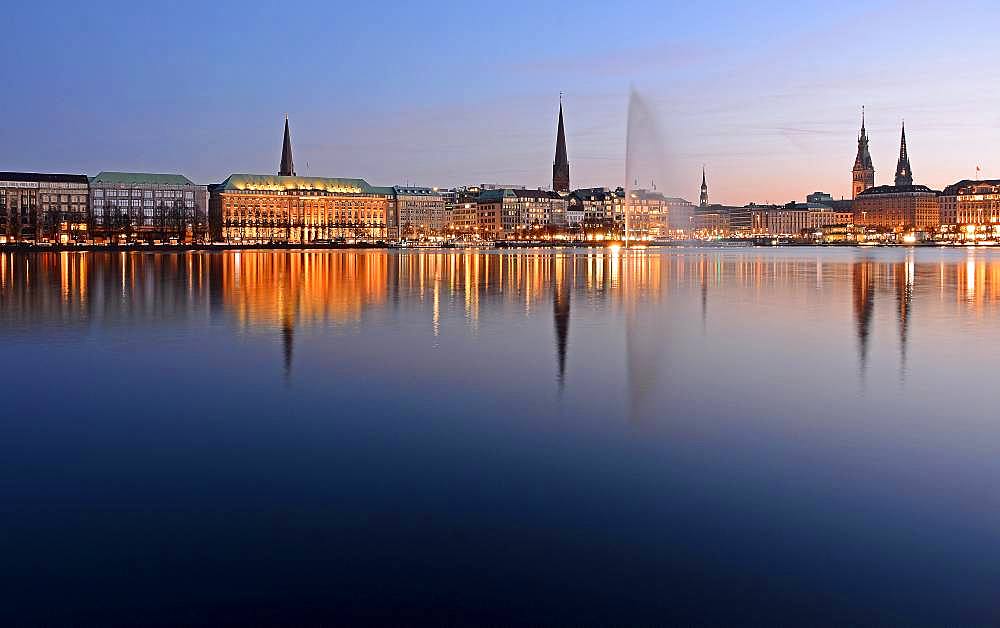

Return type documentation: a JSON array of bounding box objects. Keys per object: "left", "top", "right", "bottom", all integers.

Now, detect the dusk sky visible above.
[{"left": 3, "top": 0, "right": 999, "bottom": 204}]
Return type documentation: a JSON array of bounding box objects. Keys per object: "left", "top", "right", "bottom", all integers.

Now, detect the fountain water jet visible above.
[{"left": 624, "top": 87, "right": 669, "bottom": 248}]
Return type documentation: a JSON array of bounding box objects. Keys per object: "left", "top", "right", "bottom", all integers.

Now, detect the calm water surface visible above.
[{"left": 3, "top": 247, "right": 1000, "bottom": 625}]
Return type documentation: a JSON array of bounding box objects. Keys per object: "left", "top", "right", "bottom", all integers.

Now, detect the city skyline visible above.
[{"left": 4, "top": 0, "right": 1000, "bottom": 204}]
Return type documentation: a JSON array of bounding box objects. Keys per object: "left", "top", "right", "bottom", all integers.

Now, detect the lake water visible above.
[{"left": 3, "top": 247, "right": 1000, "bottom": 625}]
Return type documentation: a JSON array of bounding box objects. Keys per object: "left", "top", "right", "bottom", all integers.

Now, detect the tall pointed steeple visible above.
[
  {"left": 894, "top": 121, "right": 912, "bottom": 187},
  {"left": 552, "top": 95, "right": 570, "bottom": 193},
  {"left": 699, "top": 166, "right": 709, "bottom": 207},
  {"left": 852, "top": 106, "right": 875, "bottom": 198},
  {"left": 279, "top": 115, "right": 295, "bottom": 177}
]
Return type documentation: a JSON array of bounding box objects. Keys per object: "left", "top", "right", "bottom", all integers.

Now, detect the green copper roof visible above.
[
  {"left": 91, "top": 172, "right": 196, "bottom": 186},
  {"left": 216, "top": 174, "right": 391, "bottom": 195}
]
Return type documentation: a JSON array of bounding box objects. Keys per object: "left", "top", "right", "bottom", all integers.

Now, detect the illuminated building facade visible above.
[
  {"left": 939, "top": 180, "right": 1000, "bottom": 226},
  {"left": 209, "top": 174, "right": 396, "bottom": 243},
  {"left": 0, "top": 172, "right": 89, "bottom": 243},
  {"left": 853, "top": 185, "right": 939, "bottom": 231},
  {"left": 740, "top": 202, "right": 854, "bottom": 236},
  {"left": 89, "top": 172, "right": 208, "bottom": 242},
  {"left": 807, "top": 206, "right": 854, "bottom": 230},
  {"left": 568, "top": 188, "right": 678, "bottom": 238},
  {"left": 853, "top": 123, "right": 939, "bottom": 231},
  {"left": 570, "top": 187, "right": 626, "bottom": 233},
  {"left": 625, "top": 189, "right": 668, "bottom": 239},
  {"left": 476, "top": 188, "right": 568, "bottom": 238},
  {"left": 729, "top": 204, "right": 775, "bottom": 235},
  {"left": 767, "top": 205, "right": 811, "bottom": 236},
  {"left": 394, "top": 186, "right": 446, "bottom": 237},
  {"left": 450, "top": 188, "right": 480, "bottom": 234},
  {"left": 692, "top": 205, "right": 733, "bottom": 237}
]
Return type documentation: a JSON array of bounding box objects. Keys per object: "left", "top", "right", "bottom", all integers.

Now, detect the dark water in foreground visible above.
[{"left": 3, "top": 247, "right": 1000, "bottom": 625}]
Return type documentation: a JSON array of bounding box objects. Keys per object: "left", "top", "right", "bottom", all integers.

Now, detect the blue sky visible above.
[{"left": 2, "top": 0, "right": 998, "bottom": 204}]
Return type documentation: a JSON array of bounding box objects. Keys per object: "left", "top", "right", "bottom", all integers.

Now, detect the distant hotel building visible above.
[
  {"left": 0, "top": 172, "right": 89, "bottom": 243},
  {"left": 568, "top": 186, "right": 684, "bottom": 238},
  {"left": 625, "top": 189, "right": 670, "bottom": 239},
  {"left": 768, "top": 203, "right": 828, "bottom": 236},
  {"left": 449, "top": 187, "right": 481, "bottom": 234},
  {"left": 853, "top": 122, "right": 940, "bottom": 231},
  {"left": 729, "top": 204, "right": 774, "bottom": 235},
  {"left": 394, "top": 186, "right": 446, "bottom": 237},
  {"left": 693, "top": 204, "right": 734, "bottom": 237},
  {"left": 939, "top": 180, "right": 1000, "bottom": 226},
  {"left": 807, "top": 203, "right": 853, "bottom": 230},
  {"left": 476, "top": 188, "right": 568, "bottom": 238},
  {"left": 570, "top": 187, "right": 625, "bottom": 233},
  {"left": 210, "top": 174, "right": 395, "bottom": 243},
  {"left": 209, "top": 119, "right": 396, "bottom": 243},
  {"left": 726, "top": 199, "right": 852, "bottom": 238},
  {"left": 90, "top": 172, "right": 208, "bottom": 242},
  {"left": 666, "top": 196, "right": 696, "bottom": 231}
]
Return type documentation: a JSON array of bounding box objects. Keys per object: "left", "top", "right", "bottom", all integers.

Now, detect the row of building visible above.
[
  {"left": 0, "top": 105, "right": 692, "bottom": 244},
  {"left": 3, "top": 105, "right": 999, "bottom": 244},
  {"left": 0, "top": 171, "right": 208, "bottom": 244},
  {"left": 691, "top": 113, "right": 1000, "bottom": 240}
]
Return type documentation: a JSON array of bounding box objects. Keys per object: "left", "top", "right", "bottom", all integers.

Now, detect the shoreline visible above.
[{"left": 0, "top": 240, "right": 973, "bottom": 253}]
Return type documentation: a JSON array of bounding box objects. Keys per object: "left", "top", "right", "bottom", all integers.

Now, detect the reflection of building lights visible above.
[{"left": 608, "top": 244, "right": 621, "bottom": 255}]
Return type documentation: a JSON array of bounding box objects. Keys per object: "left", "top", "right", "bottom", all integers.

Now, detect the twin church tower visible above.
[{"left": 852, "top": 107, "right": 913, "bottom": 198}]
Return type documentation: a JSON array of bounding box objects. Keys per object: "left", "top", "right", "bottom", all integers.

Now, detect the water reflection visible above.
[
  {"left": 853, "top": 259, "right": 874, "bottom": 378},
  {"left": 553, "top": 254, "right": 571, "bottom": 390},
  {"left": 5, "top": 249, "right": 1000, "bottom": 395},
  {"left": 895, "top": 254, "right": 914, "bottom": 381},
  {"left": 8, "top": 247, "right": 1000, "bottom": 625}
]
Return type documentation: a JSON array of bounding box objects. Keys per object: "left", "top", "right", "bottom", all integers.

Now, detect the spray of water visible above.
[
  {"left": 624, "top": 87, "right": 670, "bottom": 247},
  {"left": 622, "top": 88, "right": 672, "bottom": 418}
]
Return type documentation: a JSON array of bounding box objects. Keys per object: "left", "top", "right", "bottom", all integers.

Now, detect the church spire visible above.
[
  {"left": 552, "top": 95, "right": 570, "bottom": 193},
  {"left": 279, "top": 115, "right": 295, "bottom": 177},
  {"left": 699, "top": 166, "right": 709, "bottom": 207},
  {"left": 852, "top": 106, "right": 875, "bottom": 198},
  {"left": 894, "top": 120, "right": 912, "bottom": 187}
]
